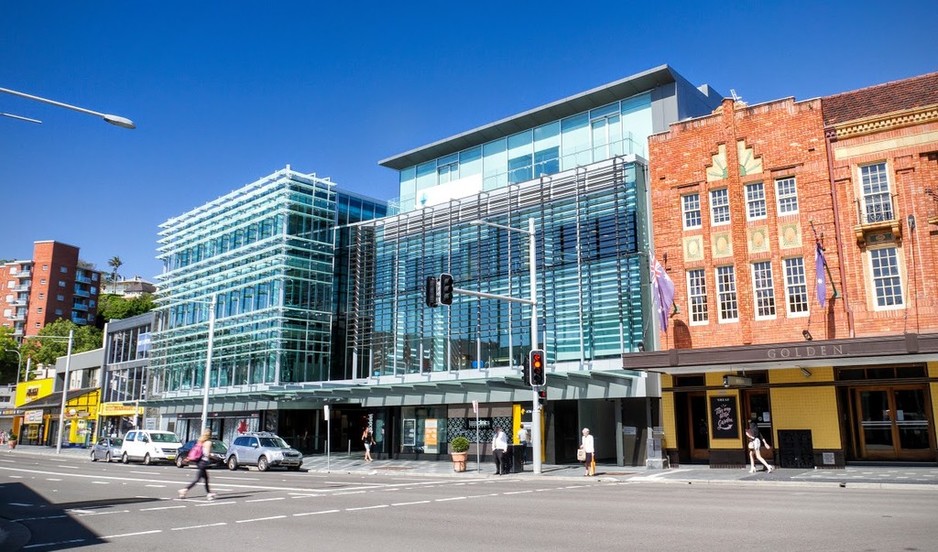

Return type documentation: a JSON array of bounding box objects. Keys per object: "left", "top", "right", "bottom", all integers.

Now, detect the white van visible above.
[{"left": 120, "top": 430, "right": 183, "bottom": 465}]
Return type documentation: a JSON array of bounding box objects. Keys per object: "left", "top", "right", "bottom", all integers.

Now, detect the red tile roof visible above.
[{"left": 822, "top": 72, "right": 938, "bottom": 126}]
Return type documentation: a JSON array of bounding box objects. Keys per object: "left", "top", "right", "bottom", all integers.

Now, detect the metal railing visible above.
[{"left": 856, "top": 193, "right": 897, "bottom": 225}]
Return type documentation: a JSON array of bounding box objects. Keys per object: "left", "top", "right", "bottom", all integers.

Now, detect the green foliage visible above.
[
  {"left": 450, "top": 436, "right": 470, "bottom": 453},
  {"left": 97, "top": 293, "right": 155, "bottom": 322},
  {"left": 7, "top": 432, "right": 17, "bottom": 441},
  {"left": 0, "top": 327, "right": 20, "bottom": 384},
  {"left": 24, "top": 320, "right": 103, "bottom": 366}
]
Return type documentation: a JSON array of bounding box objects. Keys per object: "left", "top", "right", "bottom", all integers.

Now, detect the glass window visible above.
[
  {"left": 687, "top": 269, "right": 708, "bottom": 324},
  {"left": 710, "top": 189, "right": 730, "bottom": 225},
  {"left": 507, "top": 130, "right": 533, "bottom": 184},
  {"left": 860, "top": 162, "right": 893, "bottom": 223},
  {"left": 870, "top": 247, "right": 903, "bottom": 308},
  {"left": 459, "top": 147, "right": 482, "bottom": 178},
  {"left": 60, "top": 266, "right": 68, "bottom": 273},
  {"left": 745, "top": 182, "right": 766, "bottom": 220},
  {"left": 715, "top": 265, "right": 738, "bottom": 322},
  {"left": 783, "top": 257, "right": 809, "bottom": 316},
  {"left": 482, "top": 138, "right": 507, "bottom": 191},
  {"left": 58, "top": 280, "right": 66, "bottom": 287},
  {"left": 751, "top": 261, "right": 776, "bottom": 318},
  {"left": 775, "top": 177, "right": 798, "bottom": 214},
  {"left": 560, "top": 113, "right": 590, "bottom": 170},
  {"left": 682, "top": 193, "right": 702, "bottom": 229}
]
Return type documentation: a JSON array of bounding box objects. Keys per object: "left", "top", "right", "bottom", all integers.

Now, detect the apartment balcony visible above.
[
  {"left": 14, "top": 270, "right": 31, "bottom": 279},
  {"left": 10, "top": 311, "right": 26, "bottom": 322},
  {"left": 71, "top": 313, "right": 91, "bottom": 324},
  {"left": 73, "top": 302, "right": 89, "bottom": 312},
  {"left": 853, "top": 194, "right": 902, "bottom": 247},
  {"left": 12, "top": 284, "right": 30, "bottom": 293},
  {"left": 12, "top": 328, "right": 23, "bottom": 337},
  {"left": 73, "top": 287, "right": 90, "bottom": 298},
  {"left": 11, "top": 297, "right": 27, "bottom": 307},
  {"left": 75, "top": 273, "right": 92, "bottom": 284}
]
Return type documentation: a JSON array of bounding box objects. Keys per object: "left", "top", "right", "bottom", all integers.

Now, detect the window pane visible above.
[
  {"left": 775, "top": 177, "right": 798, "bottom": 214},
  {"left": 710, "top": 189, "right": 730, "bottom": 225},
  {"left": 784, "top": 258, "right": 809, "bottom": 315},
  {"left": 870, "top": 247, "right": 903, "bottom": 307},
  {"left": 682, "top": 193, "right": 701, "bottom": 229},
  {"left": 687, "top": 269, "right": 708, "bottom": 323},
  {"left": 860, "top": 163, "right": 893, "bottom": 223},
  {"left": 715, "top": 266, "right": 738, "bottom": 321},
  {"left": 746, "top": 182, "right": 766, "bottom": 220},
  {"left": 752, "top": 261, "right": 776, "bottom": 318}
]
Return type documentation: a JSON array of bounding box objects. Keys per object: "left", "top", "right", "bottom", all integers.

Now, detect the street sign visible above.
[{"left": 472, "top": 400, "right": 479, "bottom": 414}]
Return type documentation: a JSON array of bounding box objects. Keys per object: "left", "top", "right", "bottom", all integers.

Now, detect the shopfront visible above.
[{"left": 625, "top": 333, "right": 938, "bottom": 467}]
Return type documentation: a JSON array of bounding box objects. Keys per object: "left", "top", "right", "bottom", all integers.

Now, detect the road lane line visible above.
[
  {"left": 503, "top": 490, "right": 532, "bottom": 495},
  {"left": 46, "top": 478, "right": 63, "bottom": 481},
  {"left": 215, "top": 476, "right": 259, "bottom": 480},
  {"left": 333, "top": 490, "right": 367, "bottom": 496},
  {"left": 141, "top": 505, "right": 187, "bottom": 511},
  {"left": 246, "top": 497, "right": 285, "bottom": 503},
  {"left": 196, "top": 501, "right": 235, "bottom": 507},
  {"left": 293, "top": 509, "right": 340, "bottom": 516},
  {"left": 435, "top": 496, "right": 467, "bottom": 502},
  {"left": 171, "top": 522, "right": 228, "bottom": 531},
  {"left": 101, "top": 530, "right": 162, "bottom": 539},
  {"left": 391, "top": 500, "right": 431, "bottom": 506},
  {"left": 145, "top": 484, "right": 167, "bottom": 488},
  {"left": 75, "top": 510, "right": 130, "bottom": 517},
  {"left": 236, "top": 515, "right": 287, "bottom": 523},
  {"left": 346, "top": 504, "right": 389, "bottom": 511},
  {"left": 12, "top": 515, "right": 68, "bottom": 522},
  {"left": 92, "top": 481, "right": 110, "bottom": 484},
  {"left": 23, "top": 538, "right": 85, "bottom": 549}
]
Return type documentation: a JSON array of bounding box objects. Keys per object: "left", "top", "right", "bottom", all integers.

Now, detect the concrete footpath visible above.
[{"left": 5, "top": 443, "right": 938, "bottom": 488}]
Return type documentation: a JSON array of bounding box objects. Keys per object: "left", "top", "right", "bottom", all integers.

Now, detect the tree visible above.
[
  {"left": 97, "top": 293, "right": 155, "bottom": 322},
  {"left": 24, "top": 320, "right": 103, "bottom": 367},
  {"left": 108, "top": 256, "right": 123, "bottom": 285},
  {"left": 0, "top": 326, "right": 20, "bottom": 384}
]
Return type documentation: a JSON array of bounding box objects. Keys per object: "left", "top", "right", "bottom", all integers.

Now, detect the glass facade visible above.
[
  {"left": 397, "top": 94, "right": 652, "bottom": 212},
  {"left": 150, "top": 169, "right": 387, "bottom": 399},
  {"left": 344, "top": 156, "right": 649, "bottom": 375}
]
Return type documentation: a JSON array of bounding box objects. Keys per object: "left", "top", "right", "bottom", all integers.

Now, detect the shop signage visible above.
[
  {"left": 425, "top": 419, "right": 438, "bottom": 447},
  {"left": 710, "top": 396, "right": 738, "bottom": 439},
  {"left": 402, "top": 418, "right": 416, "bottom": 446},
  {"left": 467, "top": 417, "right": 492, "bottom": 430},
  {"left": 24, "top": 410, "right": 43, "bottom": 424},
  {"left": 100, "top": 403, "right": 144, "bottom": 417},
  {"left": 766, "top": 344, "right": 845, "bottom": 359}
]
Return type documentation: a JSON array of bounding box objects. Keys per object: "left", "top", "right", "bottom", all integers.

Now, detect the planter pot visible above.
[{"left": 451, "top": 451, "right": 468, "bottom": 472}]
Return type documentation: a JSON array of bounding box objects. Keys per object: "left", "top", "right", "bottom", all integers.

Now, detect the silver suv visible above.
[{"left": 225, "top": 432, "right": 303, "bottom": 472}]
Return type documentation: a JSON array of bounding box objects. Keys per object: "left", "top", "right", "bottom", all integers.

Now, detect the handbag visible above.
[
  {"left": 747, "top": 441, "right": 755, "bottom": 450},
  {"left": 576, "top": 449, "right": 587, "bottom": 462}
]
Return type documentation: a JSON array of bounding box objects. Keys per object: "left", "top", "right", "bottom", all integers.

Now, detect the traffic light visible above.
[
  {"left": 528, "top": 348, "right": 545, "bottom": 386},
  {"left": 425, "top": 276, "right": 438, "bottom": 308},
  {"left": 439, "top": 273, "right": 454, "bottom": 305}
]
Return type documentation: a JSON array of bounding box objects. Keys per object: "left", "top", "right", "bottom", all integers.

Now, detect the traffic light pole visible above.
[{"left": 527, "top": 218, "right": 542, "bottom": 474}]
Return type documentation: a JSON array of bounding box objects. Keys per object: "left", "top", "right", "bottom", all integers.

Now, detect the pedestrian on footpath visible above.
[
  {"left": 517, "top": 425, "right": 529, "bottom": 465},
  {"left": 362, "top": 427, "right": 375, "bottom": 462},
  {"left": 492, "top": 428, "right": 508, "bottom": 475},
  {"left": 746, "top": 421, "right": 774, "bottom": 473},
  {"left": 579, "top": 427, "right": 595, "bottom": 476},
  {"left": 179, "top": 428, "right": 216, "bottom": 500}
]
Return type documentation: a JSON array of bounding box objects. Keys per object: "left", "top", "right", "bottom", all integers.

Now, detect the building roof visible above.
[
  {"left": 823, "top": 71, "right": 938, "bottom": 126},
  {"left": 379, "top": 64, "right": 689, "bottom": 170}
]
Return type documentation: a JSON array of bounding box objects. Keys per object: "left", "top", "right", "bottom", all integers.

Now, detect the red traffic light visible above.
[{"left": 528, "top": 348, "right": 546, "bottom": 386}]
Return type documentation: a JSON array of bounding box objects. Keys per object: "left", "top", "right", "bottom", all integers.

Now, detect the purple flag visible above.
[
  {"left": 652, "top": 259, "right": 675, "bottom": 332},
  {"left": 816, "top": 243, "right": 827, "bottom": 308}
]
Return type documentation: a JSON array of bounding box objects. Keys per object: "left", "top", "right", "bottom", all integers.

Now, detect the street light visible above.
[
  {"left": 0, "top": 86, "right": 135, "bottom": 129},
  {"left": 469, "top": 217, "right": 543, "bottom": 474},
  {"left": 28, "top": 330, "right": 75, "bottom": 454}
]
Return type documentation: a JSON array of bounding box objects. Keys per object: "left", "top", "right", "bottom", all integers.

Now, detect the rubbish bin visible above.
[{"left": 507, "top": 444, "right": 524, "bottom": 473}]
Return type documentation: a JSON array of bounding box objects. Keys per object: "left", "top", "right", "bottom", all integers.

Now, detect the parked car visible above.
[
  {"left": 175, "top": 439, "right": 229, "bottom": 468},
  {"left": 120, "top": 430, "right": 183, "bottom": 465},
  {"left": 90, "top": 437, "right": 123, "bottom": 462},
  {"left": 225, "top": 432, "right": 303, "bottom": 471}
]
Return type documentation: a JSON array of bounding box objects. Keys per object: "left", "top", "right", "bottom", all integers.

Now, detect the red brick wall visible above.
[{"left": 649, "top": 98, "right": 849, "bottom": 349}]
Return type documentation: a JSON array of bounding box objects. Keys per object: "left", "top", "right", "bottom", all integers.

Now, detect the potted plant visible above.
[
  {"left": 450, "top": 436, "right": 470, "bottom": 472},
  {"left": 8, "top": 432, "right": 17, "bottom": 450}
]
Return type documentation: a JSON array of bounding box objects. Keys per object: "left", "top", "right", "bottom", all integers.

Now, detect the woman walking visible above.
[
  {"left": 179, "top": 428, "right": 216, "bottom": 500},
  {"left": 362, "top": 427, "right": 375, "bottom": 462},
  {"left": 746, "top": 421, "right": 774, "bottom": 473},
  {"left": 579, "top": 428, "right": 595, "bottom": 476}
]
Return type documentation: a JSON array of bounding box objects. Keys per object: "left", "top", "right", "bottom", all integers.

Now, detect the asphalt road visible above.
[{"left": 2, "top": 453, "right": 937, "bottom": 551}]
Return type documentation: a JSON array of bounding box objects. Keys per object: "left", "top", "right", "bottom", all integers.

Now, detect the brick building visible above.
[
  {"left": 626, "top": 73, "right": 938, "bottom": 468},
  {"left": 1, "top": 241, "right": 103, "bottom": 338}
]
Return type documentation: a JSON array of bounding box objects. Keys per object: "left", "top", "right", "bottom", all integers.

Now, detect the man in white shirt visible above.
[
  {"left": 492, "top": 428, "right": 509, "bottom": 475},
  {"left": 517, "top": 426, "right": 529, "bottom": 465}
]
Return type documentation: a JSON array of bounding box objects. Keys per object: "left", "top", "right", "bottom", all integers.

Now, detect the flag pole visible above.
[{"left": 808, "top": 220, "right": 839, "bottom": 300}]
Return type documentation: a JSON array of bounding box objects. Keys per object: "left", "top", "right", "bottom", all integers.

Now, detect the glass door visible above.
[
  {"left": 855, "top": 386, "right": 935, "bottom": 461},
  {"left": 743, "top": 390, "right": 773, "bottom": 462}
]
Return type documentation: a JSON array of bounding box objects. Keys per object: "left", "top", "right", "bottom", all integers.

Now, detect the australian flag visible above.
[
  {"left": 651, "top": 258, "right": 675, "bottom": 332},
  {"left": 816, "top": 242, "right": 827, "bottom": 308}
]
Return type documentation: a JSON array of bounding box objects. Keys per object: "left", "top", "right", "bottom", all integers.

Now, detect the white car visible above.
[{"left": 120, "top": 430, "right": 183, "bottom": 465}]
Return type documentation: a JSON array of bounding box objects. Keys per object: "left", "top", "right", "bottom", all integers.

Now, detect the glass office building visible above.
[{"left": 148, "top": 167, "right": 387, "bottom": 444}]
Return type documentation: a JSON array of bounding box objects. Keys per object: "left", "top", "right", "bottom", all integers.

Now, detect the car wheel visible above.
[
  {"left": 176, "top": 455, "right": 185, "bottom": 468},
  {"left": 91, "top": 451, "right": 97, "bottom": 462},
  {"left": 143, "top": 453, "right": 152, "bottom": 465},
  {"left": 122, "top": 452, "right": 129, "bottom": 464},
  {"left": 227, "top": 456, "right": 238, "bottom": 471},
  {"left": 105, "top": 452, "right": 112, "bottom": 463},
  {"left": 257, "top": 456, "right": 269, "bottom": 472}
]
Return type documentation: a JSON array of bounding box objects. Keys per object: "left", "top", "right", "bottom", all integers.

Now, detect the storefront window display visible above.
[{"left": 400, "top": 406, "right": 447, "bottom": 454}]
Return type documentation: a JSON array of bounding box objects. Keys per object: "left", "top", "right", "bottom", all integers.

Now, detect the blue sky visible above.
[{"left": 2, "top": 1, "right": 935, "bottom": 281}]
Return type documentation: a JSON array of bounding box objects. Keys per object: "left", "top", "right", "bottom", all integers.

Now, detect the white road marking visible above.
[
  {"left": 346, "top": 504, "right": 389, "bottom": 511},
  {"left": 75, "top": 510, "right": 130, "bottom": 517},
  {"left": 391, "top": 500, "right": 431, "bottom": 506},
  {"left": 503, "top": 490, "right": 532, "bottom": 495},
  {"left": 91, "top": 481, "right": 110, "bottom": 485},
  {"left": 236, "top": 515, "right": 286, "bottom": 523},
  {"left": 333, "top": 490, "right": 367, "bottom": 496},
  {"left": 46, "top": 478, "right": 63, "bottom": 482},
  {"left": 24, "top": 538, "right": 85, "bottom": 549},
  {"left": 172, "top": 522, "right": 228, "bottom": 531},
  {"left": 101, "top": 530, "right": 162, "bottom": 539},
  {"left": 145, "top": 484, "right": 166, "bottom": 488},
  {"left": 196, "top": 501, "right": 235, "bottom": 507},
  {"left": 216, "top": 476, "right": 259, "bottom": 481},
  {"left": 56, "top": 465, "right": 79, "bottom": 469},
  {"left": 435, "top": 496, "right": 467, "bottom": 502},
  {"left": 293, "top": 509, "right": 340, "bottom": 516},
  {"left": 12, "top": 515, "right": 67, "bottom": 522},
  {"left": 245, "top": 497, "right": 285, "bottom": 503},
  {"left": 290, "top": 494, "right": 325, "bottom": 498},
  {"left": 130, "top": 471, "right": 155, "bottom": 475},
  {"left": 8, "top": 502, "right": 32, "bottom": 506},
  {"left": 8, "top": 475, "right": 23, "bottom": 479},
  {"left": 141, "top": 505, "right": 187, "bottom": 511}
]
